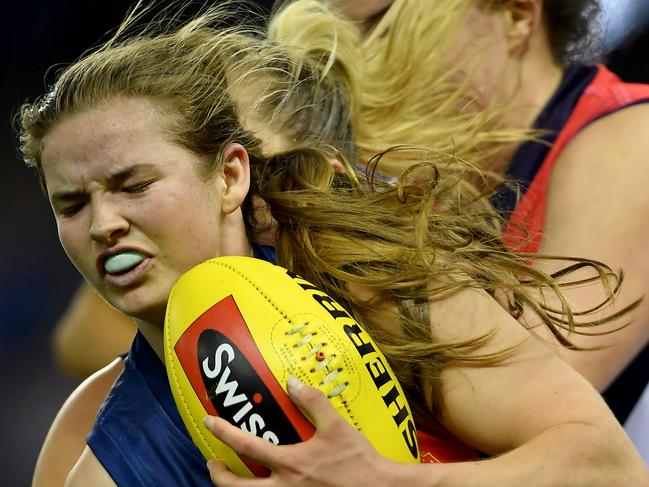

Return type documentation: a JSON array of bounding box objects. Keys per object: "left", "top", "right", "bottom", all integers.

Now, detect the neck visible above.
[
  {"left": 136, "top": 320, "right": 165, "bottom": 362},
  {"left": 488, "top": 43, "right": 564, "bottom": 174},
  {"left": 503, "top": 61, "right": 564, "bottom": 133}
]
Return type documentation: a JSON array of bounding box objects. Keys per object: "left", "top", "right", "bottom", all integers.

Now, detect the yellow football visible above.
[{"left": 164, "top": 256, "right": 420, "bottom": 477}]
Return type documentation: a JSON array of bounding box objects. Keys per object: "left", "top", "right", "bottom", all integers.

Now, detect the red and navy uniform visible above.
[{"left": 495, "top": 64, "right": 649, "bottom": 423}]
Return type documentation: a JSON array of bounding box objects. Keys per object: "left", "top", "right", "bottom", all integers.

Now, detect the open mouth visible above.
[
  {"left": 102, "top": 252, "right": 153, "bottom": 288},
  {"left": 105, "top": 252, "right": 146, "bottom": 274}
]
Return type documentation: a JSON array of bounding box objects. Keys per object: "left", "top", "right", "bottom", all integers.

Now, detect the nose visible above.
[{"left": 89, "top": 197, "right": 129, "bottom": 244}]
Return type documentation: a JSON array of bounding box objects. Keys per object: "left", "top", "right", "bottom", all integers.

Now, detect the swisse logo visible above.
[{"left": 198, "top": 329, "right": 303, "bottom": 446}]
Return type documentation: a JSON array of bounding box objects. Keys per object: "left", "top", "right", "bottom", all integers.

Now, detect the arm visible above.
[
  {"left": 534, "top": 104, "right": 649, "bottom": 391},
  {"left": 32, "top": 359, "right": 123, "bottom": 487},
  {"left": 204, "top": 288, "right": 648, "bottom": 486},
  {"left": 65, "top": 447, "right": 117, "bottom": 487},
  {"left": 420, "top": 288, "right": 646, "bottom": 485},
  {"left": 54, "top": 284, "right": 135, "bottom": 377}
]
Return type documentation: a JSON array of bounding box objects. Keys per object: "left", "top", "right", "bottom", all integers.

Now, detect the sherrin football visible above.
[{"left": 163, "top": 256, "right": 420, "bottom": 476}]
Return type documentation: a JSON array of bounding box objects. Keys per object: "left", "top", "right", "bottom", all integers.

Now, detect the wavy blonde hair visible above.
[
  {"left": 272, "top": 0, "right": 535, "bottom": 178},
  {"left": 19, "top": 1, "right": 632, "bottom": 420}
]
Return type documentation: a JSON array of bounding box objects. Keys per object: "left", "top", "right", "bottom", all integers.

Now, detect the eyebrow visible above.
[
  {"left": 50, "top": 189, "right": 87, "bottom": 204},
  {"left": 106, "top": 167, "right": 138, "bottom": 186},
  {"left": 364, "top": 3, "right": 393, "bottom": 25},
  {"left": 50, "top": 164, "right": 157, "bottom": 202}
]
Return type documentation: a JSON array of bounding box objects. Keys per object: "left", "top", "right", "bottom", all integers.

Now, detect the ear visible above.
[
  {"left": 220, "top": 142, "right": 251, "bottom": 214},
  {"left": 503, "top": 0, "right": 542, "bottom": 56},
  {"left": 329, "top": 158, "right": 346, "bottom": 173}
]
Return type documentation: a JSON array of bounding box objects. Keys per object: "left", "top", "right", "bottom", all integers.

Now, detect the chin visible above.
[
  {"left": 108, "top": 293, "right": 168, "bottom": 327},
  {"left": 127, "top": 305, "right": 167, "bottom": 328}
]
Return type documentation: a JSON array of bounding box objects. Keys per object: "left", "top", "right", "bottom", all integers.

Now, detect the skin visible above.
[
  {"left": 198, "top": 1, "right": 649, "bottom": 484},
  {"left": 32, "top": 359, "right": 123, "bottom": 487},
  {"left": 37, "top": 94, "right": 649, "bottom": 487},
  {"left": 53, "top": 285, "right": 135, "bottom": 377},
  {"left": 35, "top": 95, "right": 252, "bottom": 485}
]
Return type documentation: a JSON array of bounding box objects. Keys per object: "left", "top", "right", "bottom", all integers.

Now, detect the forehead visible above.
[
  {"left": 333, "top": 0, "right": 393, "bottom": 21},
  {"left": 43, "top": 97, "right": 162, "bottom": 153},
  {"left": 40, "top": 97, "right": 176, "bottom": 185}
]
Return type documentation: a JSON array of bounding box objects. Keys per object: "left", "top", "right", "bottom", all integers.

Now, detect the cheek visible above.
[
  {"left": 151, "top": 189, "right": 222, "bottom": 258},
  {"left": 445, "top": 7, "right": 509, "bottom": 97},
  {"left": 56, "top": 218, "right": 91, "bottom": 273}
]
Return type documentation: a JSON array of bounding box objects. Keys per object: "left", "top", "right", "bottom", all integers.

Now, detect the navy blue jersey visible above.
[{"left": 88, "top": 332, "right": 212, "bottom": 486}]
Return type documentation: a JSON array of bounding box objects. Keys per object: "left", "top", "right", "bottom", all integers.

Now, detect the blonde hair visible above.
[
  {"left": 272, "top": 0, "right": 533, "bottom": 178},
  {"left": 19, "top": 1, "right": 632, "bottom": 421}
]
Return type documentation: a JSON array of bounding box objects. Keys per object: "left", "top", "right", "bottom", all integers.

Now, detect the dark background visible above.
[{"left": 1, "top": 1, "right": 648, "bottom": 485}]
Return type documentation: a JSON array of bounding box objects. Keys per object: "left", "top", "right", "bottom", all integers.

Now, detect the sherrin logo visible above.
[
  {"left": 286, "top": 270, "right": 419, "bottom": 460},
  {"left": 166, "top": 257, "right": 426, "bottom": 476}
]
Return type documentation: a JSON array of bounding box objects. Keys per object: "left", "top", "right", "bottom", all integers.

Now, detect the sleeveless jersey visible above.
[
  {"left": 87, "top": 244, "right": 475, "bottom": 484},
  {"left": 500, "top": 64, "right": 649, "bottom": 253},
  {"left": 88, "top": 331, "right": 212, "bottom": 486},
  {"left": 497, "top": 64, "right": 649, "bottom": 424}
]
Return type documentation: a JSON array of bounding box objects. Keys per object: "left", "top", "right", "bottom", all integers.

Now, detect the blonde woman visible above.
[{"left": 314, "top": 0, "right": 649, "bottom": 424}]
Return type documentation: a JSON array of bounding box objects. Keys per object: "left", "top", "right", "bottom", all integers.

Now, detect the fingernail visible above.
[
  {"left": 287, "top": 375, "right": 304, "bottom": 392},
  {"left": 203, "top": 416, "right": 216, "bottom": 429}
]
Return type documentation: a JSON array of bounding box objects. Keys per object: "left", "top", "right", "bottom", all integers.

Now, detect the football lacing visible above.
[
  {"left": 286, "top": 321, "right": 349, "bottom": 398},
  {"left": 285, "top": 323, "right": 308, "bottom": 335},
  {"left": 327, "top": 382, "right": 348, "bottom": 398},
  {"left": 304, "top": 343, "right": 324, "bottom": 359},
  {"left": 293, "top": 332, "right": 317, "bottom": 348},
  {"left": 322, "top": 368, "right": 342, "bottom": 385},
  {"left": 310, "top": 354, "right": 335, "bottom": 372}
]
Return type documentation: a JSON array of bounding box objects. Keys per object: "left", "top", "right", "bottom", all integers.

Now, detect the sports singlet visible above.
[
  {"left": 88, "top": 331, "right": 212, "bottom": 486},
  {"left": 499, "top": 64, "right": 649, "bottom": 253},
  {"left": 496, "top": 64, "right": 649, "bottom": 424}
]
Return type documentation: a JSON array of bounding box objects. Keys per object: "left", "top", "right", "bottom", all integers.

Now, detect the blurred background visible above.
[{"left": 2, "top": 1, "right": 648, "bottom": 484}]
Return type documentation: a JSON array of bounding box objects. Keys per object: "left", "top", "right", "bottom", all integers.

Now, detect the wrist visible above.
[{"left": 384, "top": 460, "right": 441, "bottom": 487}]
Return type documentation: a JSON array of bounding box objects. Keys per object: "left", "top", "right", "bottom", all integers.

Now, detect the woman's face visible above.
[
  {"left": 336, "top": 0, "right": 393, "bottom": 21},
  {"left": 337, "top": 0, "right": 513, "bottom": 102},
  {"left": 41, "top": 96, "right": 248, "bottom": 325}
]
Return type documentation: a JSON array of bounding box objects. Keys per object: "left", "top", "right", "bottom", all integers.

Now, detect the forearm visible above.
[
  {"left": 395, "top": 423, "right": 648, "bottom": 487},
  {"left": 527, "top": 279, "right": 649, "bottom": 392}
]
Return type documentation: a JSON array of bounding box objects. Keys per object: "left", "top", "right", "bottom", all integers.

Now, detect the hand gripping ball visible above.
[{"left": 164, "top": 256, "right": 420, "bottom": 476}]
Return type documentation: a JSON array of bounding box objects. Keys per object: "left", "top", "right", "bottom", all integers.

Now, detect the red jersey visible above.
[{"left": 503, "top": 64, "right": 649, "bottom": 253}]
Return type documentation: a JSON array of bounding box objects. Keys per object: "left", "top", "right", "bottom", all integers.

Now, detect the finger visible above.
[
  {"left": 204, "top": 416, "right": 282, "bottom": 468},
  {"left": 286, "top": 376, "right": 340, "bottom": 428}
]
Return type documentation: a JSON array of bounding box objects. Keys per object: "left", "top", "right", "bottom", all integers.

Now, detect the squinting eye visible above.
[
  {"left": 123, "top": 181, "right": 154, "bottom": 194},
  {"left": 59, "top": 203, "right": 85, "bottom": 217}
]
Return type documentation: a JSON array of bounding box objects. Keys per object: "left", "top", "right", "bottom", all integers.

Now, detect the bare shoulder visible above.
[
  {"left": 65, "top": 447, "right": 117, "bottom": 487},
  {"left": 538, "top": 103, "right": 649, "bottom": 390},
  {"left": 427, "top": 289, "right": 608, "bottom": 453},
  {"left": 32, "top": 358, "right": 124, "bottom": 487},
  {"left": 546, "top": 103, "right": 649, "bottom": 240}
]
